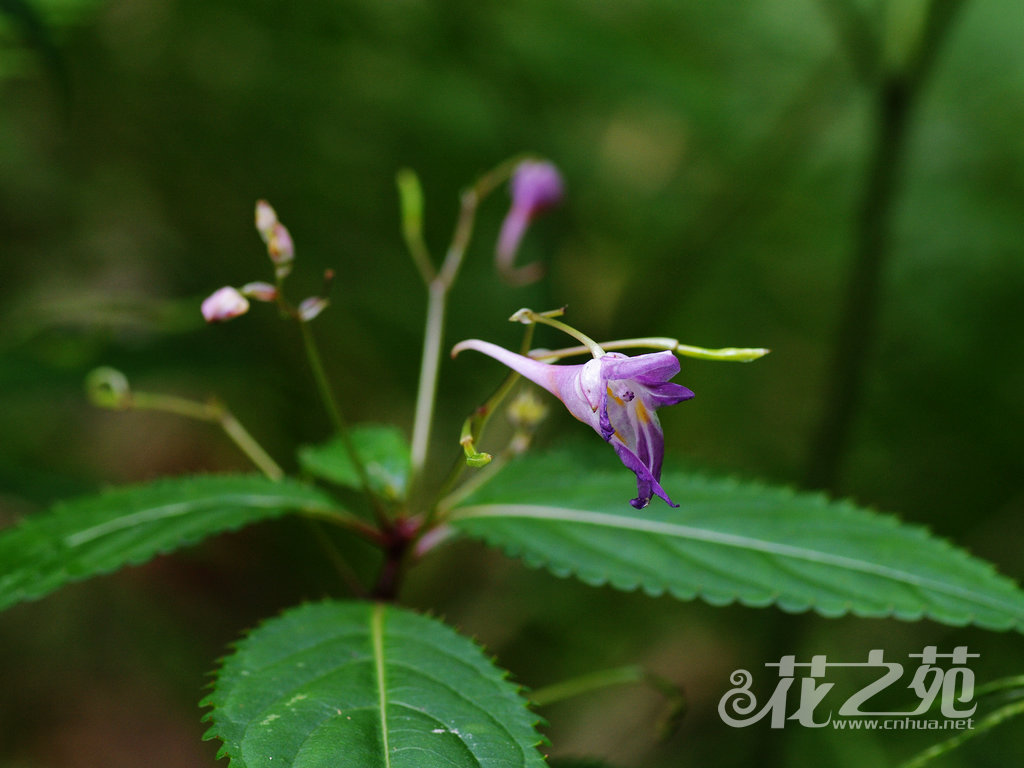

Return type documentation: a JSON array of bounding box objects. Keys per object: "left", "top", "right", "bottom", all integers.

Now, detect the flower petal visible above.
[{"left": 611, "top": 438, "right": 677, "bottom": 509}]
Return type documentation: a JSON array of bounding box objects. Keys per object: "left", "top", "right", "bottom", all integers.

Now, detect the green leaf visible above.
[
  {"left": 298, "top": 425, "right": 411, "bottom": 501},
  {"left": 0, "top": 475, "right": 339, "bottom": 611},
  {"left": 447, "top": 450, "right": 1024, "bottom": 631},
  {"left": 203, "top": 600, "right": 545, "bottom": 768}
]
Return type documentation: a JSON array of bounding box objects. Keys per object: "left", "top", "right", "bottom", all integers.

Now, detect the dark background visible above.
[{"left": 1, "top": 0, "right": 1022, "bottom": 765}]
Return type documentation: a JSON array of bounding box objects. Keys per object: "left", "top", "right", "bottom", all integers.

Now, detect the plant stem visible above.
[
  {"left": 510, "top": 307, "right": 606, "bottom": 358},
  {"left": 803, "top": 76, "right": 913, "bottom": 492},
  {"left": 529, "top": 664, "right": 687, "bottom": 738},
  {"left": 407, "top": 158, "right": 523, "bottom": 506},
  {"left": 128, "top": 391, "right": 284, "bottom": 481},
  {"left": 899, "top": 698, "right": 1024, "bottom": 768},
  {"left": 216, "top": 409, "right": 285, "bottom": 481},
  {"left": 298, "top": 319, "right": 347, "bottom": 436},
  {"left": 396, "top": 168, "right": 436, "bottom": 285},
  {"left": 530, "top": 665, "right": 647, "bottom": 706},
  {"left": 298, "top": 319, "right": 384, "bottom": 523},
  {"left": 804, "top": 0, "right": 967, "bottom": 492},
  {"left": 532, "top": 337, "right": 769, "bottom": 362},
  {"left": 410, "top": 278, "right": 448, "bottom": 482}
]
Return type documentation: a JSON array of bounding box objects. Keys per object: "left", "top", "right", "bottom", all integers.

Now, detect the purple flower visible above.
[
  {"left": 201, "top": 286, "right": 250, "bottom": 323},
  {"left": 453, "top": 339, "right": 694, "bottom": 508},
  {"left": 496, "top": 160, "right": 564, "bottom": 284}
]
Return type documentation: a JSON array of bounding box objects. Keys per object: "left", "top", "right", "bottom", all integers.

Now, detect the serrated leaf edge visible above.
[
  {"left": 450, "top": 502, "right": 1024, "bottom": 632},
  {"left": 200, "top": 600, "right": 546, "bottom": 767}
]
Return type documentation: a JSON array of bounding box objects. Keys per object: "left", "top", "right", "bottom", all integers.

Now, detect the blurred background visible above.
[{"left": 1, "top": 0, "right": 1022, "bottom": 765}]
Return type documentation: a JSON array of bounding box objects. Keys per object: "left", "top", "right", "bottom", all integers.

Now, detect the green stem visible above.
[
  {"left": 434, "top": 450, "right": 512, "bottom": 516},
  {"left": 410, "top": 279, "right": 448, "bottom": 483},
  {"left": 973, "top": 675, "right": 1024, "bottom": 698},
  {"left": 127, "top": 391, "right": 284, "bottom": 481},
  {"left": 396, "top": 168, "right": 436, "bottom": 285},
  {"left": 899, "top": 698, "right": 1024, "bottom": 768},
  {"left": 298, "top": 319, "right": 346, "bottom": 435},
  {"left": 298, "top": 320, "right": 384, "bottom": 522},
  {"left": 215, "top": 408, "right": 285, "bottom": 481},
  {"left": 510, "top": 307, "right": 606, "bottom": 358},
  {"left": 407, "top": 158, "right": 524, "bottom": 507},
  {"left": 530, "top": 665, "right": 646, "bottom": 706},
  {"left": 804, "top": 0, "right": 967, "bottom": 492},
  {"left": 429, "top": 324, "right": 536, "bottom": 524},
  {"left": 532, "top": 336, "right": 769, "bottom": 362},
  {"left": 529, "top": 664, "right": 687, "bottom": 739}
]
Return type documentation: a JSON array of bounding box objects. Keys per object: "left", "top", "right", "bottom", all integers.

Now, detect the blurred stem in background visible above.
[
  {"left": 804, "top": 0, "right": 968, "bottom": 493},
  {"left": 0, "top": 0, "right": 70, "bottom": 112},
  {"left": 762, "top": 4, "right": 973, "bottom": 767}
]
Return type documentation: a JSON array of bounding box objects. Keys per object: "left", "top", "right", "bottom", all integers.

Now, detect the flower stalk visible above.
[
  {"left": 406, "top": 158, "right": 527, "bottom": 503},
  {"left": 85, "top": 367, "right": 284, "bottom": 481},
  {"left": 532, "top": 336, "right": 770, "bottom": 362},
  {"left": 298, "top": 320, "right": 388, "bottom": 526},
  {"left": 509, "top": 306, "right": 607, "bottom": 358}
]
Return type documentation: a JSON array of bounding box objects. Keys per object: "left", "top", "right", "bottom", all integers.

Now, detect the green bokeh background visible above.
[{"left": 1, "top": 0, "right": 1022, "bottom": 765}]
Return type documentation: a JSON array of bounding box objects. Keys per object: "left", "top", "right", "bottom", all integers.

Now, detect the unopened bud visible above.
[
  {"left": 511, "top": 160, "right": 564, "bottom": 216},
  {"left": 255, "top": 200, "right": 278, "bottom": 241},
  {"left": 268, "top": 222, "right": 294, "bottom": 265},
  {"left": 85, "top": 367, "right": 132, "bottom": 410},
  {"left": 496, "top": 159, "right": 564, "bottom": 284},
  {"left": 201, "top": 286, "right": 250, "bottom": 323},
  {"left": 507, "top": 389, "right": 547, "bottom": 431},
  {"left": 240, "top": 281, "right": 278, "bottom": 302},
  {"left": 297, "top": 296, "right": 329, "bottom": 321}
]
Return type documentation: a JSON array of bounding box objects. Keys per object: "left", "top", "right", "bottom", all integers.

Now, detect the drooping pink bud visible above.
[
  {"left": 496, "top": 160, "right": 564, "bottom": 285},
  {"left": 240, "top": 281, "right": 279, "bottom": 302},
  {"left": 201, "top": 286, "right": 250, "bottom": 323},
  {"left": 268, "top": 223, "right": 293, "bottom": 263},
  {"left": 267, "top": 223, "right": 294, "bottom": 280},
  {"left": 297, "top": 296, "right": 329, "bottom": 321}
]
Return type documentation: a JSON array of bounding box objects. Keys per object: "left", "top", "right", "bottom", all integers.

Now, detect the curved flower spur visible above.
[{"left": 453, "top": 308, "right": 768, "bottom": 509}]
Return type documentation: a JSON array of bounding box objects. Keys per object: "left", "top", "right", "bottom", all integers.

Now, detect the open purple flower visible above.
[{"left": 453, "top": 339, "right": 694, "bottom": 508}]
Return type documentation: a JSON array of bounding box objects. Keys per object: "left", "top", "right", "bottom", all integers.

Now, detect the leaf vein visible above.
[{"left": 452, "top": 504, "right": 1024, "bottom": 617}]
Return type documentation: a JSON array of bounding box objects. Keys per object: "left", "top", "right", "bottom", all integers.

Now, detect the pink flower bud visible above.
[
  {"left": 240, "top": 282, "right": 278, "bottom": 302},
  {"left": 201, "top": 286, "right": 250, "bottom": 323},
  {"left": 268, "top": 222, "right": 294, "bottom": 265},
  {"left": 510, "top": 160, "right": 565, "bottom": 216},
  {"left": 496, "top": 160, "right": 564, "bottom": 284},
  {"left": 255, "top": 200, "right": 278, "bottom": 241},
  {"left": 297, "top": 296, "right": 329, "bottom": 322}
]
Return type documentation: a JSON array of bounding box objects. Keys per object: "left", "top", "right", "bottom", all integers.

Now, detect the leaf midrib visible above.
[
  {"left": 451, "top": 503, "right": 1023, "bottom": 617},
  {"left": 371, "top": 602, "right": 392, "bottom": 768},
  {"left": 62, "top": 493, "right": 327, "bottom": 547}
]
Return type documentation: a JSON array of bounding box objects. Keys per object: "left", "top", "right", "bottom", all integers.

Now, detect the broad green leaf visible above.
[
  {"left": 0, "top": 475, "right": 339, "bottom": 611},
  {"left": 447, "top": 451, "right": 1024, "bottom": 631},
  {"left": 203, "top": 600, "right": 545, "bottom": 768},
  {"left": 298, "top": 425, "right": 411, "bottom": 500}
]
